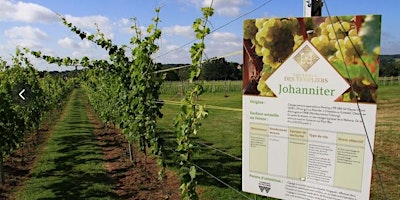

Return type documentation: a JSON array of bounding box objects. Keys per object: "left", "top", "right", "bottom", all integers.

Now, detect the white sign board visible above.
[{"left": 242, "top": 15, "right": 381, "bottom": 200}]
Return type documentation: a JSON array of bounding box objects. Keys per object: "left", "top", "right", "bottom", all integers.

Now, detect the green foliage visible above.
[
  {"left": 27, "top": 8, "right": 167, "bottom": 180},
  {"left": 174, "top": 2, "right": 214, "bottom": 199},
  {"left": 379, "top": 55, "right": 400, "bottom": 76},
  {"left": 0, "top": 53, "right": 72, "bottom": 154},
  {"left": 200, "top": 58, "right": 241, "bottom": 80},
  {"left": 0, "top": 52, "right": 73, "bottom": 184}
]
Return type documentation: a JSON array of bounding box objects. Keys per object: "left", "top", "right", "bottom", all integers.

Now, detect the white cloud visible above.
[
  {"left": 163, "top": 25, "right": 194, "bottom": 38},
  {"left": 4, "top": 26, "right": 48, "bottom": 49},
  {"left": 0, "top": 0, "right": 58, "bottom": 23},
  {"left": 64, "top": 14, "right": 114, "bottom": 39},
  {"left": 154, "top": 30, "right": 242, "bottom": 64},
  {"left": 57, "top": 37, "right": 95, "bottom": 50},
  {"left": 209, "top": 31, "right": 242, "bottom": 51},
  {"left": 210, "top": 31, "right": 237, "bottom": 41},
  {"left": 177, "top": 0, "right": 250, "bottom": 17},
  {"left": 5, "top": 26, "right": 48, "bottom": 40},
  {"left": 117, "top": 18, "right": 131, "bottom": 34},
  {"left": 78, "top": 40, "right": 94, "bottom": 49},
  {"left": 177, "top": 0, "right": 202, "bottom": 7},
  {"left": 58, "top": 37, "right": 78, "bottom": 48},
  {"left": 206, "top": 31, "right": 242, "bottom": 62},
  {"left": 121, "top": 25, "right": 146, "bottom": 35},
  {"left": 155, "top": 44, "right": 191, "bottom": 64},
  {"left": 202, "top": 0, "right": 251, "bottom": 17},
  {"left": 117, "top": 18, "right": 154, "bottom": 38}
]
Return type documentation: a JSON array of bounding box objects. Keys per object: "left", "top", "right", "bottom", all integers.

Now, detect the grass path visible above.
[{"left": 17, "top": 89, "right": 116, "bottom": 199}]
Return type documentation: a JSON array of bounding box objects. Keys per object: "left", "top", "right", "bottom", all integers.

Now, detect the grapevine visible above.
[
  {"left": 28, "top": 8, "right": 167, "bottom": 180},
  {"left": 0, "top": 51, "right": 73, "bottom": 185},
  {"left": 174, "top": 4, "right": 213, "bottom": 200}
]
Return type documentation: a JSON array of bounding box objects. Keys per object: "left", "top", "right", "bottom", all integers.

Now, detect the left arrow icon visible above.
[{"left": 19, "top": 89, "right": 26, "bottom": 100}]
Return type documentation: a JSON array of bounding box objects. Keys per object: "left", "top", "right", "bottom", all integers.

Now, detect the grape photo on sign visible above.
[{"left": 243, "top": 15, "right": 380, "bottom": 103}]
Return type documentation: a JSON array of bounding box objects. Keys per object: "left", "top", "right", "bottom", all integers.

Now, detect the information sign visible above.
[{"left": 242, "top": 15, "right": 381, "bottom": 200}]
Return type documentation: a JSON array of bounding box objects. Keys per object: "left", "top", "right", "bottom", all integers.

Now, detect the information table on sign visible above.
[
  {"left": 249, "top": 123, "right": 365, "bottom": 191},
  {"left": 243, "top": 96, "right": 377, "bottom": 200}
]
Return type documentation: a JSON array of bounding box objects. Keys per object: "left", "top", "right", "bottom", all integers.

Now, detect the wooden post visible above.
[
  {"left": 0, "top": 148, "right": 4, "bottom": 185},
  {"left": 128, "top": 141, "right": 134, "bottom": 163},
  {"left": 311, "top": 0, "right": 322, "bottom": 16}
]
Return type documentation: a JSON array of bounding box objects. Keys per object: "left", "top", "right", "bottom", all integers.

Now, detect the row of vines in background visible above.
[
  {"left": 161, "top": 80, "right": 242, "bottom": 95},
  {"left": 26, "top": 3, "right": 215, "bottom": 199},
  {"left": 0, "top": 50, "right": 74, "bottom": 185},
  {"left": 30, "top": 8, "right": 166, "bottom": 179},
  {"left": 161, "top": 77, "right": 399, "bottom": 96}
]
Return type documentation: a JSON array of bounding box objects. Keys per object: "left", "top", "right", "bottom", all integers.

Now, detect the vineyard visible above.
[
  {"left": 0, "top": 51, "right": 74, "bottom": 187},
  {"left": 0, "top": 2, "right": 399, "bottom": 200},
  {"left": 1, "top": 3, "right": 214, "bottom": 200}
]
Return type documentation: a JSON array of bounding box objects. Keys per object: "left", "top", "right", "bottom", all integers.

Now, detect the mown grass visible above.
[
  {"left": 17, "top": 89, "right": 116, "bottom": 200},
  {"left": 371, "top": 85, "right": 400, "bottom": 199},
  {"left": 159, "top": 85, "right": 400, "bottom": 200},
  {"left": 159, "top": 91, "right": 270, "bottom": 200}
]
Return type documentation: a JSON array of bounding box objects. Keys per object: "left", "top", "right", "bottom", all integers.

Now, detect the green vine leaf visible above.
[{"left": 175, "top": 1, "right": 214, "bottom": 199}]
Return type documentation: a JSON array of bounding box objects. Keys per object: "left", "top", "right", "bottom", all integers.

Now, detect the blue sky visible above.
[{"left": 0, "top": 0, "right": 399, "bottom": 71}]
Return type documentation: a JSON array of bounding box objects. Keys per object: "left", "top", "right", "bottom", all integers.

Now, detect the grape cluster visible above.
[
  {"left": 244, "top": 18, "right": 303, "bottom": 96},
  {"left": 256, "top": 70, "right": 274, "bottom": 96},
  {"left": 243, "top": 19, "right": 257, "bottom": 40},
  {"left": 310, "top": 17, "right": 363, "bottom": 65},
  {"left": 252, "top": 18, "right": 300, "bottom": 69}
]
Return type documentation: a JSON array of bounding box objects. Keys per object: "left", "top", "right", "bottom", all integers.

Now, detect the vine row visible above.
[{"left": 0, "top": 49, "right": 74, "bottom": 185}]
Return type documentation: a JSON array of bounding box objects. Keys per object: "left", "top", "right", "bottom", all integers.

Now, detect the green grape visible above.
[
  {"left": 339, "top": 21, "right": 351, "bottom": 32},
  {"left": 257, "top": 71, "right": 275, "bottom": 96},
  {"left": 335, "top": 50, "right": 344, "bottom": 60},
  {"left": 311, "top": 37, "right": 320, "bottom": 46},
  {"left": 348, "top": 29, "right": 357, "bottom": 37},
  {"left": 261, "top": 47, "right": 270, "bottom": 57},
  {"left": 328, "top": 55, "right": 337, "bottom": 62},
  {"left": 255, "top": 18, "right": 267, "bottom": 29},
  {"left": 335, "top": 39, "right": 345, "bottom": 50},
  {"left": 326, "top": 24, "right": 334, "bottom": 33},
  {"left": 319, "top": 22, "right": 327, "bottom": 29},
  {"left": 319, "top": 35, "right": 329, "bottom": 46},
  {"left": 293, "top": 34, "right": 303, "bottom": 50},
  {"left": 244, "top": 19, "right": 258, "bottom": 40},
  {"left": 324, "top": 17, "right": 339, "bottom": 24},
  {"left": 344, "top": 36, "right": 353, "bottom": 49},
  {"left": 262, "top": 54, "right": 274, "bottom": 64},
  {"left": 329, "top": 40, "right": 336, "bottom": 51},
  {"left": 255, "top": 42, "right": 263, "bottom": 56},
  {"left": 321, "top": 28, "right": 328, "bottom": 36},
  {"left": 251, "top": 17, "right": 299, "bottom": 69},
  {"left": 328, "top": 32, "right": 336, "bottom": 40}
]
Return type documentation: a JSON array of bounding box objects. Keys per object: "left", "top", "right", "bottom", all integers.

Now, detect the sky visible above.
[{"left": 0, "top": 0, "right": 399, "bottom": 71}]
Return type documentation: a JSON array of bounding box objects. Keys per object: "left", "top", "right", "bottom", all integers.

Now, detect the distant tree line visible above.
[
  {"left": 161, "top": 57, "right": 241, "bottom": 81},
  {"left": 380, "top": 54, "right": 400, "bottom": 77}
]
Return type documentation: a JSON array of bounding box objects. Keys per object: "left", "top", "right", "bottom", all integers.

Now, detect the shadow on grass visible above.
[
  {"left": 18, "top": 92, "right": 119, "bottom": 200},
  {"left": 159, "top": 130, "right": 242, "bottom": 191}
]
